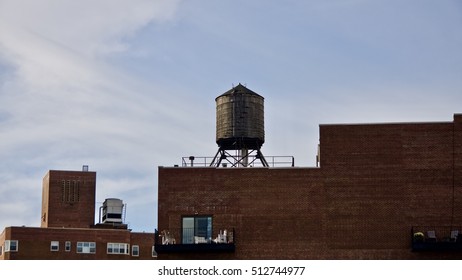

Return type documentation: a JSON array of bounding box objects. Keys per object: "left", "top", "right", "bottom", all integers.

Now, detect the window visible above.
[
  {"left": 4, "top": 240, "right": 18, "bottom": 252},
  {"left": 0, "top": 246, "right": 2, "bottom": 255},
  {"left": 107, "top": 243, "right": 129, "bottom": 255},
  {"left": 65, "top": 241, "right": 71, "bottom": 252},
  {"left": 131, "top": 245, "right": 139, "bottom": 257},
  {"left": 50, "top": 241, "right": 59, "bottom": 251},
  {"left": 76, "top": 242, "right": 96, "bottom": 254},
  {"left": 182, "top": 216, "right": 212, "bottom": 244}
]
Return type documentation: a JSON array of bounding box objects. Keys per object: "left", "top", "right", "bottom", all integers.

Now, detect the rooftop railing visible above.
[
  {"left": 154, "top": 228, "right": 235, "bottom": 253},
  {"left": 181, "top": 155, "right": 295, "bottom": 168},
  {"left": 411, "top": 226, "right": 462, "bottom": 251}
]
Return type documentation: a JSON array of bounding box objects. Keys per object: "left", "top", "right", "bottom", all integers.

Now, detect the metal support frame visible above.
[{"left": 210, "top": 147, "right": 269, "bottom": 167}]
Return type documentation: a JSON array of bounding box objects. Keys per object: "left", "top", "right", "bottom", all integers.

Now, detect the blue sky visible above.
[{"left": 0, "top": 0, "right": 461, "bottom": 232}]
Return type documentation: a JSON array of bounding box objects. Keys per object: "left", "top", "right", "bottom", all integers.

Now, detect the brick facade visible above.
[
  {"left": 0, "top": 227, "right": 154, "bottom": 260},
  {"left": 41, "top": 170, "right": 96, "bottom": 228},
  {"left": 157, "top": 114, "right": 462, "bottom": 259},
  {"left": 1, "top": 169, "right": 155, "bottom": 260}
]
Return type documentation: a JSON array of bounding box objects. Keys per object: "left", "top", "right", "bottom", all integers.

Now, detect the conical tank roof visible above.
[
  {"left": 216, "top": 83, "right": 264, "bottom": 100},
  {"left": 215, "top": 83, "right": 265, "bottom": 150}
]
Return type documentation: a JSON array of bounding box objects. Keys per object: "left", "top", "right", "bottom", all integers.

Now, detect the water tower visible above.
[{"left": 210, "top": 83, "right": 269, "bottom": 167}]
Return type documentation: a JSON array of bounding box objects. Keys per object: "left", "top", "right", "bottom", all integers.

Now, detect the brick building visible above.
[
  {"left": 155, "top": 114, "right": 462, "bottom": 259},
  {"left": 0, "top": 168, "right": 155, "bottom": 260}
]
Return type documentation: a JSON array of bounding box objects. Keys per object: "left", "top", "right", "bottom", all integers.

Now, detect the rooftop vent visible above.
[{"left": 101, "top": 198, "right": 124, "bottom": 224}]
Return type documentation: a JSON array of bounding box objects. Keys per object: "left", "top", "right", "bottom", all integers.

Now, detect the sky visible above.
[{"left": 0, "top": 0, "right": 461, "bottom": 233}]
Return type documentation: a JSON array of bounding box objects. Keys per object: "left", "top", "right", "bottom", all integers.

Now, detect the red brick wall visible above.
[
  {"left": 454, "top": 115, "right": 462, "bottom": 226},
  {"left": 3, "top": 169, "right": 156, "bottom": 260},
  {"left": 130, "top": 232, "right": 156, "bottom": 259},
  {"left": 158, "top": 167, "right": 324, "bottom": 259},
  {"left": 157, "top": 115, "right": 462, "bottom": 259},
  {"left": 320, "top": 121, "right": 461, "bottom": 259},
  {"left": 1, "top": 227, "right": 155, "bottom": 260},
  {"left": 42, "top": 170, "right": 96, "bottom": 228}
]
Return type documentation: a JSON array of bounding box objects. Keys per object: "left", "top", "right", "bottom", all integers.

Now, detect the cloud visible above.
[
  {"left": 0, "top": 0, "right": 184, "bottom": 232},
  {"left": 0, "top": 0, "right": 179, "bottom": 56},
  {"left": 0, "top": 0, "right": 461, "bottom": 233},
  {"left": 0, "top": 0, "right": 181, "bottom": 104}
]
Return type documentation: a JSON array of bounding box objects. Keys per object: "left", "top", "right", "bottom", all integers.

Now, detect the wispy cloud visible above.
[
  {"left": 0, "top": 0, "right": 461, "bottom": 232},
  {"left": 0, "top": 0, "right": 184, "bottom": 231}
]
